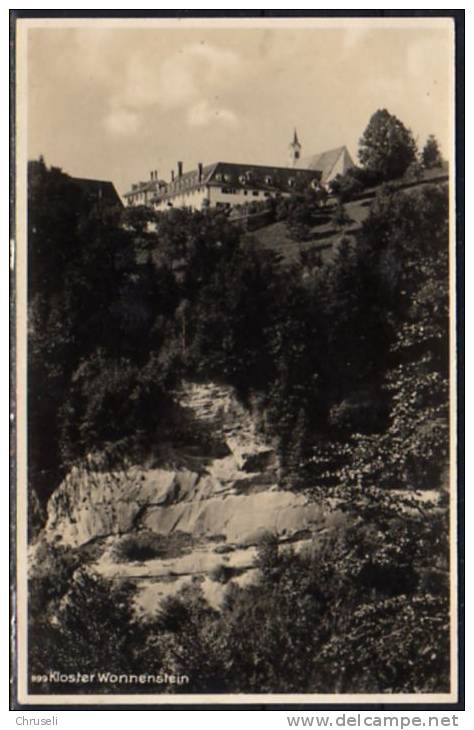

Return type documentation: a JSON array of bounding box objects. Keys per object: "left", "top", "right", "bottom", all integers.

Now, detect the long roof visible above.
[
  {"left": 152, "top": 161, "right": 322, "bottom": 203},
  {"left": 299, "top": 146, "right": 354, "bottom": 182}
]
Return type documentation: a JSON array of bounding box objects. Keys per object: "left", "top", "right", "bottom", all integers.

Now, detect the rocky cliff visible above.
[{"left": 40, "top": 382, "right": 345, "bottom": 615}]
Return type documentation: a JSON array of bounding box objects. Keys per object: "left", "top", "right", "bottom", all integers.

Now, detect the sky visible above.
[{"left": 23, "top": 18, "right": 454, "bottom": 197}]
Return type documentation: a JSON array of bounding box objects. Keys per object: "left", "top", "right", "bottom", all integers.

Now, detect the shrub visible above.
[
  {"left": 29, "top": 567, "right": 140, "bottom": 686},
  {"left": 328, "top": 393, "right": 385, "bottom": 435},
  {"left": 404, "top": 160, "right": 424, "bottom": 182},
  {"left": 59, "top": 350, "right": 177, "bottom": 465},
  {"left": 329, "top": 169, "right": 365, "bottom": 202},
  {"left": 288, "top": 221, "right": 312, "bottom": 241},
  {"left": 111, "top": 531, "right": 193, "bottom": 563},
  {"left": 209, "top": 563, "right": 234, "bottom": 583},
  {"left": 29, "top": 540, "right": 82, "bottom": 617},
  {"left": 331, "top": 201, "right": 352, "bottom": 228},
  {"left": 255, "top": 531, "right": 281, "bottom": 581},
  {"left": 111, "top": 532, "right": 163, "bottom": 562}
]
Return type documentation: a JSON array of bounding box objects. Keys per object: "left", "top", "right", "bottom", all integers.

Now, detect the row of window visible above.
[
  {"left": 217, "top": 173, "right": 304, "bottom": 188},
  {"left": 132, "top": 186, "right": 278, "bottom": 208},
  {"left": 221, "top": 187, "right": 271, "bottom": 197},
  {"left": 156, "top": 188, "right": 204, "bottom": 206},
  {"left": 166, "top": 187, "right": 267, "bottom": 199},
  {"left": 216, "top": 172, "right": 277, "bottom": 185}
]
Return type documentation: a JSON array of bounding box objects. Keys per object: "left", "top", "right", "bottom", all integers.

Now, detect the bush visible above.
[
  {"left": 404, "top": 160, "right": 424, "bottom": 182},
  {"left": 59, "top": 350, "right": 177, "bottom": 465},
  {"left": 111, "top": 531, "right": 193, "bottom": 563},
  {"left": 288, "top": 221, "right": 312, "bottom": 241},
  {"left": 29, "top": 567, "right": 141, "bottom": 687},
  {"left": 329, "top": 169, "right": 365, "bottom": 202},
  {"left": 29, "top": 540, "right": 82, "bottom": 617},
  {"left": 255, "top": 531, "right": 281, "bottom": 581},
  {"left": 331, "top": 201, "right": 352, "bottom": 228},
  {"left": 328, "top": 393, "right": 385, "bottom": 435},
  {"left": 208, "top": 563, "right": 234, "bottom": 583},
  {"left": 111, "top": 532, "right": 163, "bottom": 562}
]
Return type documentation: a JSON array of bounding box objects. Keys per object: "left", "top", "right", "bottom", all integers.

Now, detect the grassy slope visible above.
[
  {"left": 248, "top": 197, "right": 371, "bottom": 266},
  {"left": 248, "top": 167, "right": 449, "bottom": 267}
]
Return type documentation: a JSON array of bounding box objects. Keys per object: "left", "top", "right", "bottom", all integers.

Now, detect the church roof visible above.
[{"left": 299, "top": 146, "right": 354, "bottom": 182}]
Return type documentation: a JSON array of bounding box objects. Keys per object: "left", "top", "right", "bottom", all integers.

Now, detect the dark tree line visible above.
[
  {"left": 28, "top": 153, "right": 449, "bottom": 524},
  {"left": 330, "top": 109, "right": 444, "bottom": 203},
  {"left": 27, "top": 123, "right": 450, "bottom": 694}
]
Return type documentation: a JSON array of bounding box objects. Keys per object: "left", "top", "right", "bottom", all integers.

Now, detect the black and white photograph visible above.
[{"left": 12, "top": 13, "right": 461, "bottom": 707}]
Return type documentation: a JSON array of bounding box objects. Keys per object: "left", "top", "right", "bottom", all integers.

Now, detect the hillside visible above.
[
  {"left": 247, "top": 198, "right": 368, "bottom": 266},
  {"left": 248, "top": 168, "right": 448, "bottom": 266},
  {"left": 27, "top": 159, "right": 451, "bottom": 695}
]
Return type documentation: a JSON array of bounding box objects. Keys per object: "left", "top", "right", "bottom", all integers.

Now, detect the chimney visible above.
[
  {"left": 197, "top": 162, "right": 203, "bottom": 181},
  {"left": 155, "top": 170, "right": 158, "bottom": 180},
  {"left": 150, "top": 171, "right": 153, "bottom": 180},
  {"left": 177, "top": 161, "right": 183, "bottom": 178},
  {"left": 171, "top": 170, "right": 175, "bottom": 182}
]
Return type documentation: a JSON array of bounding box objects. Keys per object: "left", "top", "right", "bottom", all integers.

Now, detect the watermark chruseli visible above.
[{"left": 16, "top": 718, "right": 58, "bottom": 726}]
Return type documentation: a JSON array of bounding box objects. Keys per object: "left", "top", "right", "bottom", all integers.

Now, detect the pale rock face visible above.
[
  {"left": 45, "top": 467, "right": 200, "bottom": 547},
  {"left": 42, "top": 381, "right": 342, "bottom": 616},
  {"left": 141, "top": 491, "right": 334, "bottom": 546}
]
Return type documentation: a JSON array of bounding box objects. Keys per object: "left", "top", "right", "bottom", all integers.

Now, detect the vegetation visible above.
[
  {"left": 27, "top": 107, "right": 451, "bottom": 694},
  {"left": 328, "top": 165, "right": 374, "bottom": 201},
  {"left": 422, "top": 134, "right": 443, "bottom": 169},
  {"left": 29, "top": 503, "right": 449, "bottom": 694},
  {"left": 330, "top": 201, "right": 352, "bottom": 229},
  {"left": 110, "top": 531, "right": 193, "bottom": 563},
  {"left": 330, "top": 115, "right": 444, "bottom": 207},
  {"left": 358, "top": 108, "right": 417, "bottom": 182}
]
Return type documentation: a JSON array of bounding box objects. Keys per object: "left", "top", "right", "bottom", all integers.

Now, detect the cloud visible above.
[
  {"left": 187, "top": 100, "right": 237, "bottom": 127},
  {"left": 100, "top": 41, "right": 242, "bottom": 131},
  {"left": 157, "top": 43, "right": 241, "bottom": 110},
  {"left": 103, "top": 108, "right": 141, "bottom": 136},
  {"left": 63, "top": 33, "right": 243, "bottom": 134}
]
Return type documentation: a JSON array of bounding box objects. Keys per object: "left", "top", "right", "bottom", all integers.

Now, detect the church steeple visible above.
[{"left": 289, "top": 128, "right": 302, "bottom": 167}]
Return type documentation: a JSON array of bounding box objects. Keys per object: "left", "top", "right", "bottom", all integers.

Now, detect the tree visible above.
[
  {"left": 29, "top": 567, "right": 142, "bottom": 688},
  {"left": 331, "top": 201, "right": 352, "bottom": 229},
  {"left": 280, "top": 407, "right": 311, "bottom": 488},
  {"left": 330, "top": 183, "right": 449, "bottom": 491},
  {"left": 404, "top": 159, "right": 424, "bottom": 182},
  {"left": 59, "top": 348, "right": 177, "bottom": 466},
  {"left": 27, "top": 160, "right": 135, "bottom": 511},
  {"left": 422, "top": 134, "right": 443, "bottom": 169},
  {"left": 358, "top": 109, "right": 417, "bottom": 182},
  {"left": 329, "top": 168, "right": 364, "bottom": 202},
  {"left": 188, "top": 247, "right": 279, "bottom": 393}
]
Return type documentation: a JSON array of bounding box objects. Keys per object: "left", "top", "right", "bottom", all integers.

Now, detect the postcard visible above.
[{"left": 12, "top": 12, "right": 462, "bottom": 708}]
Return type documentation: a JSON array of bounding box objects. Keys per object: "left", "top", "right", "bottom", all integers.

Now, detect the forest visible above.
[{"left": 27, "top": 110, "right": 451, "bottom": 694}]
